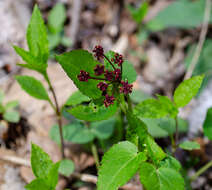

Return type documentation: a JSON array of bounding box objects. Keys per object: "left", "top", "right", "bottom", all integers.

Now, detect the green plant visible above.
[
  {"left": 0, "top": 90, "right": 20, "bottom": 123},
  {"left": 47, "top": 3, "right": 71, "bottom": 51},
  {"left": 14, "top": 4, "right": 212, "bottom": 190}
]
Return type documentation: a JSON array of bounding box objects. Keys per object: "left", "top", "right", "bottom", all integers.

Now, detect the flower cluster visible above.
[{"left": 77, "top": 45, "right": 133, "bottom": 107}]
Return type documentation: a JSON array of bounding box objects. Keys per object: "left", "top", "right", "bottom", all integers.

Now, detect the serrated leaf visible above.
[
  {"left": 27, "top": 5, "right": 49, "bottom": 63},
  {"left": 145, "top": 135, "right": 166, "bottom": 164},
  {"left": 46, "top": 162, "right": 60, "bottom": 189},
  {"left": 203, "top": 107, "right": 212, "bottom": 140},
  {"left": 13, "top": 46, "right": 47, "bottom": 74},
  {"left": 16, "top": 76, "right": 49, "bottom": 101},
  {"left": 128, "top": 2, "right": 148, "bottom": 23},
  {"left": 31, "top": 143, "right": 53, "bottom": 178},
  {"left": 50, "top": 122, "right": 95, "bottom": 144},
  {"left": 48, "top": 3, "right": 66, "bottom": 34},
  {"left": 59, "top": 159, "right": 75, "bottom": 177},
  {"left": 65, "top": 90, "right": 90, "bottom": 106},
  {"left": 90, "top": 118, "right": 116, "bottom": 140},
  {"left": 179, "top": 141, "right": 200, "bottom": 150},
  {"left": 174, "top": 75, "right": 204, "bottom": 108},
  {"left": 67, "top": 102, "right": 117, "bottom": 122},
  {"left": 3, "top": 111, "right": 20, "bottom": 123},
  {"left": 97, "top": 141, "right": 147, "bottom": 190},
  {"left": 25, "top": 178, "right": 50, "bottom": 190},
  {"left": 140, "top": 163, "right": 185, "bottom": 190},
  {"left": 56, "top": 50, "right": 102, "bottom": 99},
  {"left": 147, "top": 0, "right": 211, "bottom": 31}
]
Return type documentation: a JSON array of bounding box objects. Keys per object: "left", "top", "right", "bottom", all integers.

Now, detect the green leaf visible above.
[
  {"left": 16, "top": 76, "right": 49, "bottom": 101},
  {"left": 61, "top": 36, "right": 72, "bottom": 47},
  {"left": 56, "top": 50, "right": 102, "bottom": 99},
  {"left": 128, "top": 2, "right": 148, "bottom": 23},
  {"left": 0, "top": 90, "right": 4, "bottom": 103},
  {"left": 3, "top": 111, "right": 20, "bottom": 123},
  {"left": 48, "top": 3, "right": 66, "bottom": 34},
  {"left": 104, "top": 51, "right": 137, "bottom": 83},
  {"left": 130, "top": 89, "right": 151, "bottom": 104},
  {"left": 31, "top": 143, "right": 53, "bottom": 178},
  {"left": 203, "top": 107, "right": 212, "bottom": 140},
  {"left": 145, "top": 135, "right": 166, "bottom": 164},
  {"left": 25, "top": 178, "right": 50, "bottom": 190},
  {"left": 159, "top": 155, "right": 182, "bottom": 171},
  {"left": 13, "top": 46, "right": 47, "bottom": 74},
  {"left": 50, "top": 122, "right": 95, "bottom": 144},
  {"left": 59, "top": 159, "right": 75, "bottom": 177},
  {"left": 97, "top": 141, "right": 147, "bottom": 190},
  {"left": 143, "top": 117, "right": 188, "bottom": 138},
  {"left": 134, "top": 99, "right": 167, "bottom": 118},
  {"left": 67, "top": 102, "right": 118, "bottom": 122},
  {"left": 5, "top": 100, "right": 19, "bottom": 110},
  {"left": 173, "top": 75, "right": 204, "bottom": 108},
  {"left": 48, "top": 33, "right": 61, "bottom": 50},
  {"left": 139, "top": 163, "right": 185, "bottom": 190},
  {"left": 179, "top": 141, "right": 200, "bottom": 150},
  {"left": 27, "top": 5, "right": 49, "bottom": 63},
  {"left": 90, "top": 118, "right": 116, "bottom": 140},
  {"left": 46, "top": 162, "right": 60, "bottom": 189},
  {"left": 147, "top": 0, "right": 211, "bottom": 31},
  {"left": 65, "top": 90, "right": 90, "bottom": 106}
]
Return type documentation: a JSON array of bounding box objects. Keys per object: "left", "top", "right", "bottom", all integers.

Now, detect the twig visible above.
[
  {"left": 0, "top": 154, "right": 30, "bottom": 167},
  {"left": 184, "top": 0, "right": 211, "bottom": 80},
  {"left": 190, "top": 160, "right": 212, "bottom": 181}
]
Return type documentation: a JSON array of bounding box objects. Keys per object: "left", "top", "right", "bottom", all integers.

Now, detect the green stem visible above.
[
  {"left": 175, "top": 117, "right": 179, "bottom": 145},
  {"left": 91, "top": 142, "right": 100, "bottom": 169},
  {"left": 103, "top": 55, "right": 116, "bottom": 70},
  {"left": 126, "top": 94, "right": 132, "bottom": 112},
  {"left": 190, "top": 160, "right": 212, "bottom": 181},
  {"left": 45, "top": 74, "right": 65, "bottom": 159}
]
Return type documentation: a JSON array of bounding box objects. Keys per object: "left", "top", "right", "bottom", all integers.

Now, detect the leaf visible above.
[
  {"left": 157, "top": 95, "right": 178, "bottom": 118},
  {"left": 5, "top": 100, "right": 19, "bottom": 110},
  {"left": 173, "top": 75, "right": 204, "bottom": 108},
  {"left": 143, "top": 117, "right": 188, "bottom": 138},
  {"left": 159, "top": 155, "right": 182, "bottom": 171},
  {"left": 50, "top": 122, "right": 95, "bottom": 144},
  {"left": 97, "top": 141, "right": 147, "bottom": 190},
  {"left": 0, "top": 90, "right": 4, "bottom": 103},
  {"left": 139, "top": 163, "right": 185, "bottom": 190},
  {"left": 16, "top": 76, "right": 49, "bottom": 101},
  {"left": 184, "top": 40, "right": 212, "bottom": 93},
  {"left": 203, "top": 107, "right": 212, "bottom": 140},
  {"left": 13, "top": 46, "right": 47, "bottom": 74},
  {"left": 90, "top": 118, "right": 116, "bottom": 140},
  {"left": 145, "top": 135, "right": 166, "bottom": 164},
  {"left": 147, "top": 0, "right": 211, "bottom": 31},
  {"left": 128, "top": 2, "right": 149, "bottom": 23},
  {"left": 61, "top": 36, "right": 72, "bottom": 47},
  {"left": 134, "top": 99, "right": 167, "bottom": 118},
  {"left": 59, "top": 159, "right": 75, "bottom": 177},
  {"left": 65, "top": 90, "right": 90, "bottom": 106},
  {"left": 67, "top": 102, "right": 118, "bottom": 122},
  {"left": 48, "top": 33, "right": 61, "bottom": 50},
  {"left": 179, "top": 141, "right": 200, "bottom": 150},
  {"left": 48, "top": 3, "right": 66, "bottom": 34},
  {"left": 46, "top": 162, "right": 60, "bottom": 189},
  {"left": 31, "top": 143, "right": 53, "bottom": 178},
  {"left": 104, "top": 51, "right": 137, "bottom": 83},
  {"left": 130, "top": 89, "right": 151, "bottom": 104},
  {"left": 3, "top": 111, "right": 20, "bottom": 123},
  {"left": 25, "top": 178, "right": 50, "bottom": 190},
  {"left": 56, "top": 50, "right": 102, "bottom": 99},
  {"left": 27, "top": 5, "right": 49, "bottom": 63}
]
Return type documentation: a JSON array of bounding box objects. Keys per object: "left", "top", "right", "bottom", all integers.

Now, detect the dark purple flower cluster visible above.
[{"left": 77, "top": 45, "right": 133, "bottom": 107}]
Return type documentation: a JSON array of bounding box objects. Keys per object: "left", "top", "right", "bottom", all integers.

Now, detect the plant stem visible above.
[
  {"left": 45, "top": 75, "right": 65, "bottom": 159},
  {"left": 126, "top": 94, "right": 132, "bottom": 112},
  {"left": 91, "top": 142, "right": 100, "bottom": 169},
  {"left": 190, "top": 160, "right": 212, "bottom": 181},
  {"left": 103, "top": 55, "right": 116, "bottom": 70},
  {"left": 175, "top": 117, "right": 179, "bottom": 147}
]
